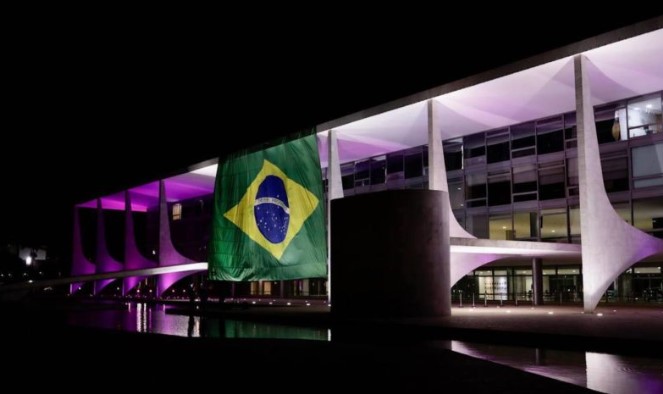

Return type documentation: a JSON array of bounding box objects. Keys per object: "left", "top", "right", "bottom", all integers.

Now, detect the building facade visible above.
[{"left": 71, "top": 19, "right": 663, "bottom": 311}]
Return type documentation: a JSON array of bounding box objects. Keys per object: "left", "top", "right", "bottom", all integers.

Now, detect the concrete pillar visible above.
[
  {"left": 94, "top": 198, "right": 123, "bottom": 294},
  {"left": 532, "top": 258, "right": 544, "bottom": 306},
  {"left": 331, "top": 190, "right": 450, "bottom": 317},
  {"left": 574, "top": 54, "right": 663, "bottom": 312},
  {"left": 326, "top": 129, "right": 343, "bottom": 303},
  {"left": 156, "top": 180, "right": 195, "bottom": 297},
  {"left": 70, "top": 207, "right": 96, "bottom": 293},
  {"left": 427, "top": 100, "right": 475, "bottom": 239},
  {"left": 123, "top": 191, "right": 157, "bottom": 295}
]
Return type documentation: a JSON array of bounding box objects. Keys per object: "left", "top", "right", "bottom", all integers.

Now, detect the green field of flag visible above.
[{"left": 209, "top": 133, "right": 327, "bottom": 281}]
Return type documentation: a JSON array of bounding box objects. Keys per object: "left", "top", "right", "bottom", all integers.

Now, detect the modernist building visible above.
[{"left": 71, "top": 18, "right": 663, "bottom": 312}]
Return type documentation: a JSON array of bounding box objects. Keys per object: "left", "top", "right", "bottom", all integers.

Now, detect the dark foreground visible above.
[{"left": 2, "top": 302, "right": 599, "bottom": 393}]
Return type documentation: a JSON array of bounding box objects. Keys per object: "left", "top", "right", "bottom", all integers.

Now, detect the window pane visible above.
[
  {"left": 404, "top": 153, "right": 423, "bottom": 179},
  {"left": 514, "top": 211, "right": 538, "bottom": 240},
  {"left": 444, "top": 138, "right": 463, "bottom": 171},
  {"left": 595, "top": 104, "right": 625, "bottom": 144},
  {"left": 513, "top": 165, "right": 537, "bottom": 193},
  {"left": 539, "top": 162, "right": 565, "bottom": 200},
  {"left": 466, "top": 210, "right": 489, "bottom": 238},
  {"left": 633, "top": 198, "right": 663, "bottom": 237},
  {"left": 632, "top": 143, "right": 663, "bottom": 178},
  {"left": 628, "top": 96, "right": 662, "bottom": 135},
  {"left": 466, "top": 172, "right": 486, "bottom": 199},
  {"left": 464, "top": 133, "right": 485, "bottom": 165},
  {"left": 488, "top": 172, "right": 511, "bottom": 206},
  {"left": 370, "top": 158, "right": 386, "bottom": 185},
  {"left": 602, "top": 154, "right": 629, "bottom": 193},
  {"left": 489, "top": 215, "right": 512, "bottom": 240},
  {"left": 540, "top": 209, "right": 568, "bottom": 242},
  {"left": 449, "top": 179, "right": 465, "bottom": 210},
  {"left": 537, "top": 116, "right": 564, "bottom": 154}
]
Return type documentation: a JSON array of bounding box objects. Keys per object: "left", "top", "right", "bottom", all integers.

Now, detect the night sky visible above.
[{"left": 2, "top": 11, "right": 661, "bottom": 258}]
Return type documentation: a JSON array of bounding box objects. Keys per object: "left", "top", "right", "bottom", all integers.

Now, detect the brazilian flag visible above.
[{"left": 209, "top": 133, "right": 327, "bottom": 281}]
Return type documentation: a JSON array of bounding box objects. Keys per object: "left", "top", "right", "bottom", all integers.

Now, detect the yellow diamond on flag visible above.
[{"left": 223, "top": 160, "right": 319, "bottom": 260}]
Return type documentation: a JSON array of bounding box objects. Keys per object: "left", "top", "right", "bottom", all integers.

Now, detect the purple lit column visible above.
[
  {"left": 123, "top": 191, "right": 157, "bottom": 295},
  {"left": 156, "top": 180, "right": 198, "bottom": 297},
  {"left": 70, "top": 207, "right": 96, "bottom": 294},
  {"left": 94, "top": 198, "right": 124, "bottom": 294}
]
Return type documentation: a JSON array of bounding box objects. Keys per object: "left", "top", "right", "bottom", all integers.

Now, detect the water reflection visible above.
[
  {"left": 448, "top": 341, "right": 663, "bottom": 394},
  {"left": 67, "top": 302, "right": 328, "bottom": 341}
]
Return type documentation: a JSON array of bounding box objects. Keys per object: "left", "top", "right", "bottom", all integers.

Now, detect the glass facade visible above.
[
  {"left": 334, "top": 90, "right": 663, "bottom": 303},
  {"left": 336, "top": 90, "right": 663, "bottom": 245}
]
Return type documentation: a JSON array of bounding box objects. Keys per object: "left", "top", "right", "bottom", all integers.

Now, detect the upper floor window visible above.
[{"left": 172, "top": 203, "right": 182, "bottom": 221}]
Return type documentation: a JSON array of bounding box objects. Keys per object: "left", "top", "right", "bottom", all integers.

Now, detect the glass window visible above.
[
  {"left": 464, "top": 133, "right": 486, "bottom": 166},
  {"left": 370, "top": 157, "right": 386, "bottom": 185},
  {"left": 386, "top": 152, "right": 403, "bottom": 174},
  {"left": 632, "top": 143, "right": 663, "bottom": 188},
  {"left": 540, "top": 208, "right": 568, "bottom": 242},
  {"left": 567, "top": 158, "right": 579, "bottom": 197},
  {"left": 595, "top": 103, "right": 626, "bottom": 144},
  {"left": 466, "top": 210, "right": 489, "bottom": 238},
  {"left": 341, "top": 163, "right": 354, "bottom": 190},
  {"left": 488, "top": 172, "right": 511, "bottom": 206},
  {"left": 172, "top": 203, "right": 182, "bottom": 221},
  {"left": 628, "top": 95, "right": 662, "bottom": 138},
  {"left": 486, "top": 129, "right": 510, "bottom": 164},
  {"left": 564, "top": 112, "right": 578, "bottom": 149},
  {"left": 443, "top": 138, "right": 463, "bottom": 171},
  {"left": 511, "top": 122, "right": 535, "bottom": 149},
  {"left": 449, "top": 178, "right": 465, "bottom": 210},
  {"left": 404, "top": 152, "right": 423, "bottom": 179},
  {"left": 354, "top": 160, "right": 370, "bottom": 187},
  {"left": 602, "top": 151, "right": 629, "bottom": 193},
  {"left": 557, "top": 268, "right": 580, "bottom": 275},
  {"left": 513, "top": 164, "right": 537, "bottom": 202},
  {"left": 513, "top": 211, "right": 538, "bottom": 240},
  {"left": 466, "top": 172, "right": 486, "bottom": 200},
  {"left": 569, "top": 205, "right": 580, "bottom": 238},
  {"left": 633, "top": 198, "right": 663, "bottom": 237},
  {"left": 537, "top": 116, "right": 564, "bottom": 154},
  {"left": 489, "top": 214, "right": 513, "bottom": 240},
  {"left": 539, "top": 162, "right": 565, "bottom": 200}
]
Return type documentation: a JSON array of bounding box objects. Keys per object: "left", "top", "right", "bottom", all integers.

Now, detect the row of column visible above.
[
  {"left": 325, "top": 55, "right": 663, "bottom": 312},
  {"left": 70, "top": 180, "right": 200, "bottom": 296}
]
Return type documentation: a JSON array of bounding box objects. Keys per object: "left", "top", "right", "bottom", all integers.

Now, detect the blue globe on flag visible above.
[{"left": 254, "top": 175, "right": 290, "bottom": 243}]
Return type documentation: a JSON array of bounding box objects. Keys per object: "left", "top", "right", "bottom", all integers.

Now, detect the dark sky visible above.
[{"left": 3, "top": 10, "right": 661, "bottom": 256}]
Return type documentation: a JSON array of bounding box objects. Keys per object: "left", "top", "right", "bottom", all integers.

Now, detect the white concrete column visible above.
[
  {"left": 427, "top": 99, "right": 475, "bottom": 239},
  {"left": 574, "top": 54, "right": 663, "bottom": 312},
  {"left": 326, "top": 129, "right": 343, "bottom": 303}
]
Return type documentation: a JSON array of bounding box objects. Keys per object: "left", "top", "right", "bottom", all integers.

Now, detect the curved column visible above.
[
  {"left": 575, "top": 54, "right": 663, "bottom": 312},
  {"left": 157, "top": 180, "right": 195, "bottom": 296},
  {"left": 428, "top": 99, "right": 476, "bottom": 239},
  {"left": 94, "top": 199, "right": 124, "bottom": 294},
  {"left": 429, "top": 100, "right": 503, "bottom": 289},
  {"left": 123, "top": 191, "right": 157, "bottom": 295},
  {"left": 449, "top": 252, "right": 502, "bottom": 287},
  {"left": 70, "top": 207, "right": 96, "bottom": 294}
]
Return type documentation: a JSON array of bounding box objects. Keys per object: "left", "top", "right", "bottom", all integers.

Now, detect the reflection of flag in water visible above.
[{"left": 209, "top": 133, "right": 327, "bottom": 281}]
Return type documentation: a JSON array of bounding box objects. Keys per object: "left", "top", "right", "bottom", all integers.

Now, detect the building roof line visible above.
[{"left": 316, "top": 16, "right": 663, "bottom": 132}]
